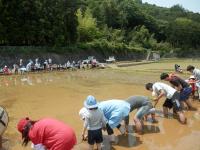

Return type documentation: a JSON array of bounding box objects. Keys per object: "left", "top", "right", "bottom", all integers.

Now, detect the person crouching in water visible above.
[
  {"left": 82, "top": 95, "right": 106, "bottom": 150},
  {"left": 17, "top": 117, "right": 77, "bottom": 150},
  {"left": 124, "top": 96, "right": 157, "bottom": 134},
  {"left": 145, "top": 82, "right": 187, "bottom": 124},
  {"left": 160, "top": 73, "right": 196, "bottom": 110}
]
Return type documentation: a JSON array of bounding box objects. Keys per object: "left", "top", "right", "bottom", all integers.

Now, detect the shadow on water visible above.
[
  {"left": 116, "top": 134, "right": 142, "bottom": 148},
  {"left": 126, "top": 125, "right": 160, "bottom": 135},
  {"left": 102, "top": 134, "right": 142, "bottom": 149},
  {"left": 155, "top": 109, "right": 174, "bottom": 118},
  {"left": 143, "top": 125, "right": 160, "bottom": 134}
]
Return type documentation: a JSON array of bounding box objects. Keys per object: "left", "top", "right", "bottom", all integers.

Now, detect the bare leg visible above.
[
  {"left": 97, "top": 143, "right": 101, "bottom": 150},
  {"left": 177, "top": 111, "right": 186, "bottom": 124},
  {"left": 89, "top": 144, "right": 94, "bottom": 150},
  {"left": 163, "top": 107, "right": 169, "bottom": 117},
  {"left": 151, "top": 113, "right": 158, "bottom": 123},
  {"left": 180, "top": 101, "right": 187, "bottom": 110},
  {"left": 134, "top": 118, "right": 143, "bottom": 134},
  {"left": 185, "top": 99, "right": 197, "bottom": 110}
]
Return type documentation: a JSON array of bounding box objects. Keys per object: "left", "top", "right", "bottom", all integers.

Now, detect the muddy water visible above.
[{"left": 0, "top": 69, "right": 200, "bottom": 150}]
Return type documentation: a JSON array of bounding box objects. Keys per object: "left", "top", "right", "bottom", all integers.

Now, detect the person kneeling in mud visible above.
[
  {"left": 124, "top": 96, "right": 157, "bottom": 134},
  {"left": 145, "top": 82, "right": 187, "bottom": 124},
  {"left": 81, "top": 95, "right": 106, "bottom": 150},
  {"left": 17, "top": 117, "right": 77, "bottom": 150}
]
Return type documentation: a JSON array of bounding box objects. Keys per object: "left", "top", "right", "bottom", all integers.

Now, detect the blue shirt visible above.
[{"left": 99, "top": 100, "right": 130, "bottom": 129}]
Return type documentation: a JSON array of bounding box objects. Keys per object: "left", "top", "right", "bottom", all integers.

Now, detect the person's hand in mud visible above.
[{"left": 81, "top": 133, "right": 87, "bottom": 141}]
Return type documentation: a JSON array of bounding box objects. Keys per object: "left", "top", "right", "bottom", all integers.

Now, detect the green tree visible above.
[{"left": 77, "top": 8, "right": 100, "bottom": 42}]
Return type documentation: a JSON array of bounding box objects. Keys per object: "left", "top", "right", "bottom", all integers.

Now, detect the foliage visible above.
[
  {"left": 77, "top": 8, "right": 100, "bottom": 42},
  {"left": 0, "top": 0, "right": 199, "bottom": 57}
]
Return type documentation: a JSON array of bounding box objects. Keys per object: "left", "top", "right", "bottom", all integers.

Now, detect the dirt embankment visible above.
[{"left": 0, "top": 49, "right": 145, "bottom": 67}]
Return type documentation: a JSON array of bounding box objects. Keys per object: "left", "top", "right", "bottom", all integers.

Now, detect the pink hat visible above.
[{"left": 17, "top": 118, "right": 30, "bottom": 133}]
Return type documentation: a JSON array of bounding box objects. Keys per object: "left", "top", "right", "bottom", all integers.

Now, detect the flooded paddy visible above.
[{"left": 1, "top": 59, "right": 200, "bottom": 150}]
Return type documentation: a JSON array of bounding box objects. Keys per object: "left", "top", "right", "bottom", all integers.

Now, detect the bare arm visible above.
[{"left": 154, "top": 90, "right": 165, "bottom": 107}]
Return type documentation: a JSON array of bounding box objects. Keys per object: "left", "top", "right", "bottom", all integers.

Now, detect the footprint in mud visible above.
[{"left": 193, "top": 112, "right": 200, "bottom": 120}]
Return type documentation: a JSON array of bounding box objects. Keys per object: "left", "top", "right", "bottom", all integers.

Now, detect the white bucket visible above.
[{"left": 0, "top": 106, "right": 9, "bottom": 135}]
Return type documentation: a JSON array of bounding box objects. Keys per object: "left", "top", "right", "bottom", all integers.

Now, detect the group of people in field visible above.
[
  {"left": 0, "top": 64, "right": 198, "bottom": 150},
  {"left": 1, "top": 57, "right": 101, "bottom": 75}
]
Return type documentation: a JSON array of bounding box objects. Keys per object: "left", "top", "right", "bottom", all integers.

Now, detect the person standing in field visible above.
[
  {"left": 187, "top": 65, "right": 200, "bottom": 100},
  {"left": 145, "top": 82, "right": 187, "bottom": 124},
  {"left": 17, "top": 117, "right": 77, "bottom": 150},
  {"left": 186, "top": 75, "right": 197, "bottom": 99},
  {"left": 81, "top": 95, "right": 106, "bottom": 150}
]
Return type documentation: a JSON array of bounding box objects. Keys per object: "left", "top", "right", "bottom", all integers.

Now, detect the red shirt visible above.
[{"left": 29, "top": 118, "right": 76, "bottom": 150}]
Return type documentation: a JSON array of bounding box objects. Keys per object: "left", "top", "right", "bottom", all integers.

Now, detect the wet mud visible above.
[{"left": 0, "top": 61, "right": 200, "bottom": 150}]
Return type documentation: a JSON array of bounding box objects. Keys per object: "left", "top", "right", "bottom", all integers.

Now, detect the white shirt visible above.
[
  {"left": 153, "top": 82, "right": 176, "bottom": 99},
  {"left": 193, "top": 68, "right": 200, "bottom": 87},
  {"left": 84, "top": 108, "right": 106, "bottom": 131}
]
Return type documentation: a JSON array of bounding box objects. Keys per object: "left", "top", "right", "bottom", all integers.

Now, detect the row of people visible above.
[
  {"left": 78, "top": 65, "right": 200, "bottom": 149},
  {"left": 15, "top": 65, "right": 200, "bottom": 150},
  {"left": 1, "top": 58, "right": 103, "bottom": 75},
  {"left": 16, "top": 95, "right": 157, "bottom": 150}
]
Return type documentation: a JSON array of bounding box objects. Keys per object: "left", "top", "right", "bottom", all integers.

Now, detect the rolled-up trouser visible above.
[{"left": 135, "top": 104, "right": 152, "bottom": 120}]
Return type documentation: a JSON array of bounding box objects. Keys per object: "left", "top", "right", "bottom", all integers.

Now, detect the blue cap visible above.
[{"left": 84, "top": 95, "right": 98, "bottom": 109}]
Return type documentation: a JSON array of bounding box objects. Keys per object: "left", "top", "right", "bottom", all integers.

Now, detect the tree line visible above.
[{"left": 0, "top": 0, "right": 200, "bottom": 56}]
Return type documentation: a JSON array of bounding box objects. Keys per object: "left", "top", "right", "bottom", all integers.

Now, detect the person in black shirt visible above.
[{"left": 160, "top": 73, "right": 196, "bottom": 110}]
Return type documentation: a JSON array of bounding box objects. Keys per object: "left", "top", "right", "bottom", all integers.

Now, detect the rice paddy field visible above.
[{"left": 0, "top": 58, "right": 200, "bottom": 150}]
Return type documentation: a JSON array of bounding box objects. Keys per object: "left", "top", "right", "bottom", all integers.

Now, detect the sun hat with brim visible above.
[
  {"left": 84, "top": 95, "right": 98, "bottom": 109},
  {"left": 190, "top": 75, "right": 195, "bottom": 79},
  {"left": 17, "top": 118, "right": 30, "bottom": 133}
]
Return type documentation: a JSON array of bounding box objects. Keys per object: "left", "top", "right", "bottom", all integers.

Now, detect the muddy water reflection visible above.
[{"left": 0, "top": 70, "right": 200, "bottom": 150}]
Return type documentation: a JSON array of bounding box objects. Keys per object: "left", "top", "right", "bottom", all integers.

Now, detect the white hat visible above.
[
  {"left": 79, "top": 107, "right": 89, "bottom": 120},
  {"left": 190, "top": 75, "right": 195, "bottom": 79},
  {"left": 84, "top": 95, "right": 98, "bottom": 109}
]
